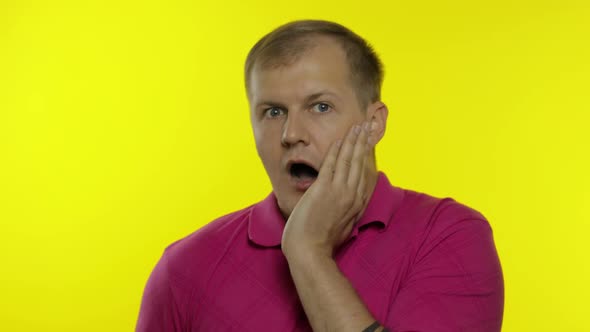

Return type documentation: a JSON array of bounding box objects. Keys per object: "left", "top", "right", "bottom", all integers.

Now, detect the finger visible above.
[
  {"left": 368, "top": 118, "right": 378, "bottom": 147},
  {"left": 317, "top": 138, "right": 341, "bottom": 183},
  {"left": 333, "top": 123, "right": 361, "bottom": 184},
  {"left": 356, "top": 150, "right": 368, "bottom": 211},
  {"left": 347, "top": 121, "right": 370, "bottom": 189},
  {"left": 353, "top": 142, "right": 370, "bottom": 223},
  {"left": 361, "top": 119, "right": 378, "bottom": 190}
]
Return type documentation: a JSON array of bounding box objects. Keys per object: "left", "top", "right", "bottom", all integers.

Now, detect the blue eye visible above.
[
  {"left": 265, "top": 107, "right": 284, "bottom": 118},
  {"left": 312, "top": 103, "right": 331, "bottom": 113}
]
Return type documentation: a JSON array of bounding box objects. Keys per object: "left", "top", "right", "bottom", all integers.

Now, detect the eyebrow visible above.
[
  {"left": 255, "top": 91, "right": 340, "bottom": 109},
  {"left": 304, "top": 91, "right": 339, "bottom": 105}
]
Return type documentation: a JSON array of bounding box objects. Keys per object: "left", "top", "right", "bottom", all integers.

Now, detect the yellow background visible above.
[{"left": 1, "top": 0, "right": 588, "bottom": 330}]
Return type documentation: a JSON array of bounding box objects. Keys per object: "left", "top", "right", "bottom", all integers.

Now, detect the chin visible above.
[
  {"left": 271, "top": 175, "right": 305, "bottom": 215},
  {"left": 275, "top": 191, "right": 301, "bottom": 220}
]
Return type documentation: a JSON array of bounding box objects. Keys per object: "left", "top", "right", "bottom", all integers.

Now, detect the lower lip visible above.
[{"left": 290, "top": 177, "right": 316, "bottom": 191}]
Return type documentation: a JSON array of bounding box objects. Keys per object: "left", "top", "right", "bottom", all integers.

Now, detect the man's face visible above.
[{"left": 248, "top": 36, "right": 370, "bottom": 219}]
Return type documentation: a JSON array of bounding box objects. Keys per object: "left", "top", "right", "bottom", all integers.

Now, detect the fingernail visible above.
[
  {"left": 354, "top": 125, "right": 361, "bottom": 135},
  {"left": 336, "top": 139, "right": 342, "bottom": 147},
  {"left": 363, "top": 121, "right": 370, "bottom": 132}
]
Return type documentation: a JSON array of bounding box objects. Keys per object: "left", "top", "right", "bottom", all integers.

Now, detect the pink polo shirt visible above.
[{"left": 136, "top": 172, "right": 504, "bottom": 331}]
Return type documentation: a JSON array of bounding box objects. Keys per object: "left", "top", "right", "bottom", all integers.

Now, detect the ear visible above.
[{"left": 366, "top": 101, "right": 388, "bottom": 146}]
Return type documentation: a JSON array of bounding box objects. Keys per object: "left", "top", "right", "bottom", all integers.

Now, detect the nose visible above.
[{"left": 281, "top": 112, "right": 310, "bottom": 147}]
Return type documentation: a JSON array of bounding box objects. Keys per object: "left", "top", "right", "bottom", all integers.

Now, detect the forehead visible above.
[{"left": 248, "top": 37, "right": 354, "bottom": 104}]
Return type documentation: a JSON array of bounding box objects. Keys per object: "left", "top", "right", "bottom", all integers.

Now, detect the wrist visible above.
[{"left": 282, "top": 243, "right": 333, "bottom": 266}]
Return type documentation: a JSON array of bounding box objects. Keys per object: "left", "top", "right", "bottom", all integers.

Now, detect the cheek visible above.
[
  {"left": 309, "top": 129, "right": 340, "bottom": 163},
  {"left": 254, "top": 128, "right": 282, "bottom": 166},
  {"left": 312, "top": 121, "right": 350, "bottom": 147},
  {"left": 253, "top": 120, "right": 283, "bottom": 144}
]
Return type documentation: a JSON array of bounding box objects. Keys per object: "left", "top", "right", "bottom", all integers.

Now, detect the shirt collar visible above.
[{"left": 248, "top": 171, "right": 405, "bottom": 248}]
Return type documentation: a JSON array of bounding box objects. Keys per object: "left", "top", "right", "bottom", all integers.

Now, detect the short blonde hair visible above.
[{"left": 244, "top": 20, "right": 384, "bottom": 108}]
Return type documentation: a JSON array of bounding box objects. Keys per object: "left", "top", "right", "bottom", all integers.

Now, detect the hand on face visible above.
[{"left": 281, "top": 120, "right": 376, "bottom": 260}]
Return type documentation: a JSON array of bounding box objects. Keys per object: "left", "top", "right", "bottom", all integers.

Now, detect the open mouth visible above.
[{"left": 289, "top": 162, "right": 319, "bottom": 181}]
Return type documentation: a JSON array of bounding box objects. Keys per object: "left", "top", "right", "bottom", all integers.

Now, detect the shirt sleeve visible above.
[
  {"left": 387, "top": 215, "right": 504, "bottom": 332},
  {"left": 136, "top": 250, "right": 186, "bottom": 332}
]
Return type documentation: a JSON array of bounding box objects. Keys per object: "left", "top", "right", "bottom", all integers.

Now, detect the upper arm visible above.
[
  {"left": 136, "top": 251, "right": 187, "bottom": 332},
  {"left": 387, "top": 215, "right": 504, "bottom": 332}
]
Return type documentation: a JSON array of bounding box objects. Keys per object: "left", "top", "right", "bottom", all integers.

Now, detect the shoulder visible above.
[
  {"left": 137, "top": 204, "right": 259, "bottom": 328},
  {"left": 384, "top": 189, "right": 504, "bottom": 331},
  {"left": 396, "top": 188, "right": 499, "bottom": 268},
  {"left": 389, "top": 188, "right": 496, "bottom": 260},
  {"left": 397, "top": 188, "right": 490, "bottom": 233},
  {"left": 160, "top": 204, "right": 256, "bottom": 286}
]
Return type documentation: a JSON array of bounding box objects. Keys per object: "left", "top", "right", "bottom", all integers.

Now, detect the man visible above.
[{"left": 136, "top": 20, "right": 504, "bottom": 332}]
